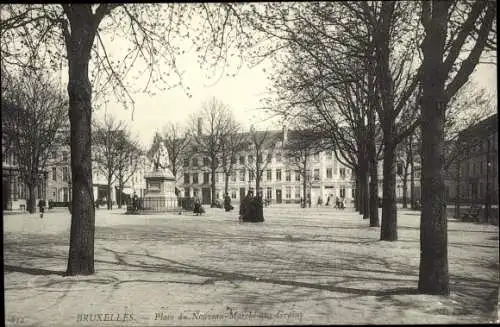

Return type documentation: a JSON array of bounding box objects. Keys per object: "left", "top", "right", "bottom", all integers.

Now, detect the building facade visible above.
[
  {"left": 445, "top": 113, "right": 498, "bottom": 205},
  {"left": 180, "top": 129, "right": 356, "bottom": 205}
]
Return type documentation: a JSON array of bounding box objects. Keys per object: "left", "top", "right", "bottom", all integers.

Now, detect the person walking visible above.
[
  {"left": 193, "top": 196, "right": 203, "bottom": 216},
  {"left": 38, "top": 198, "right": 46, "bottom": 219},
  {"left": 224, "top": 193, "right": 233, "bottom": 212}
]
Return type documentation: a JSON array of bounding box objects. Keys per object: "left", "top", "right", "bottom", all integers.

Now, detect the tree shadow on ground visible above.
[
  {"left": 4, "top": 264, "right": 64, "bottom": 276},
  {"left": 4, "top": 223, "right": 499, "bottom": 322}
]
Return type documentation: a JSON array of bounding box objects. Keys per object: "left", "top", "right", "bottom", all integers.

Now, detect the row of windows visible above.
[
  {"left": 219, "top": 186, "right": 351, "bottom": 200},
  {"left": 183, "top": 151, "right": 338, "bottom": 168},
  {"left": 460, "top": 157, "right": 496, "bottom": 178},
  {"left": 183, "top": 167, "right": 349, "bottom": 184},
  {"left": 51, "top": 166, "right": 69, "bottom": 182},
  {"left": 50, "top": 150, "right": 69, "bottom": 161}
]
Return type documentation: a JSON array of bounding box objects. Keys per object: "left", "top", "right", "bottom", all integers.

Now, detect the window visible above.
[
  {"left": 63, "top": 166, "right": 69, "bottom": 182},
  {"left": 340, "top": 186, "right": 346, "bottom": 198},
  {"left": 192, "top": 158, "right": 198, "bottom": 167},
  {"left": 52, "top": 151, "right": 57, "bottom": 160},
  {"left": 313, "top": 153, "right": 319, "bottom": 161},
  {"left": 215, "top": 173, "right": 219, "bottom": 183},
  {"left": 62, "top": 151, "right": 68, "bottom": 162},
  {"left": 248, "top": 155, "right": 254, "bottom": 164},
  {"left": 286, "top": 186, "right": 291, "bottom": 199},
  {"left": 183, "top": 158, "right": 189, "bottom": 167},
  {"left": 239, "top": 155, "right": 245, "bottom": 165},
  {"left": 326, "top": 168, "right": 333, "bottom": 179},
  {"left": 203, "top": 157, "right": 209, "bottom": 166},
  {"left": 397, "top": 162, "right": 403, "bottom": 175},
  {"left": 266, "top": 187, "right": 272, "bottom": 199},
  {"left": 184, "top": 187, "right": 190, "bottom": 197},
  {"left": 333, "top": 160, "right": 338, "bottom": 173},
  {"left": 340, "top": 168, "right": 346, "bottom": 179},
  {"left": 192, "top": 173, "right": 199, "bottom": 184},
  {"left": 231, "top": 190, "right": 237, "bottom": 199},
  {"left": 267, "top": 153, "right": 272, "bottom": 163},
  {"left": 295, "top": 188, "right": 301, "bottom": 199},
  {"left": 295, "top": 170, "right": 300, "bottom": 181},
  {"left": 240, "top": 169, "right": 246, "bottom": 181},
  {"left": 230, "top": 156, "right": 236, "bottom": 164},
  {"left": 266, "top": 169, "right": 272, "bottom": 181},
  {"left": 183, "top": 173, "right": 189, "bottom": 184},
  {"left": 52, "top": 167, "right": 57, "bottom": 181},
  {"left": 249, "top": 170, "right": 255, "bottom": 181},
  {"left": 327, "top": 151, "right": 333, "bottom": 160},
  {"left": 276, "top": 169, "right": 282, "bottom": 181},
  {"left": 285, "top": 170, "right": 291, "bottom": 181},
  {"left": 231, "top": 171, "right": 236, "bottom": 182},
  {"left": 314, "top": 169, "right": 320, "bottom": 181},
  {"left": 276, "top": 152, "right": 282, "bottom": 162},
  {"left": 203, "top": 172, "right": 210, "bottom": 184}
]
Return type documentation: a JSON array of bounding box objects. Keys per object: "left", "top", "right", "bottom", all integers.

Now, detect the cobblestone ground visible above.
[{"left": 4, "top": 205, "right": 499, "bottom": 326}]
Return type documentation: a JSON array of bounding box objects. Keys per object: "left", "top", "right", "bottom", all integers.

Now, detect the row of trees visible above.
[
  {"left": 235, "top": 1, "right": 496, "bottom": 294},
  {"left": 1, "top": 68, "right": 68, "bottom": 213},
  {"left": 1, "top": 3, "right": 495, "bottom": 295},
  {"left": 148, "top": 97, "right": 284, "bottom": 204},
  {"left": 92, "top": 116, "right": 144, "bottom": 209}
]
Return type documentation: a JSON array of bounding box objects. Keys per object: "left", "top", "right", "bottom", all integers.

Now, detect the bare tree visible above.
[
  {"left": 246, "top": 127, "right": 280, "bottom": 192},
  {"left": 114, "top": 133, "right": 143, "bottom": 209},
  {"left": 284, "top": 126, "right": 322, "bottom": 208},
  {"left": 161, "top": 122, "right": 191, "bottom": 181},
  {"left": 189, "top": 97, "right": 234, "bottom": 204},
  {"left": 1, "top": 3, "right": 250, "bottom": 275},
  {"left": 92, "top": 115, "right": 127, "bottom": 210},
  {"left": 219, "top": 120, "right": 247, "bottom": 196},
  {"left": 418, "top": 0, "right": 496, "bottom": 295},
  {"left": 1, "top": 69, "right": 67, "bottom": 213}
]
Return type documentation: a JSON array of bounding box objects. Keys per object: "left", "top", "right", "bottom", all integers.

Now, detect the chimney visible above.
[{"left": 197, "top": 117, "right": 202, "bottom": 136}]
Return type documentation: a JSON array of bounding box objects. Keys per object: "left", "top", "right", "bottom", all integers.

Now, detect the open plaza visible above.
[{"left": 4, "top": 205, "right": 499, "bottom": 326}]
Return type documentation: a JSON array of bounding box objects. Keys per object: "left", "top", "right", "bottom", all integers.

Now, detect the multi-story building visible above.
[
  {"left": 446, "top": 113, "right": 498, "bottom": 205},
  {"left": 2, "top": 150, "right": 47, "bottom": 211},
  {"left": 180, "top": 128, "right": 356, "bottom": 205}
]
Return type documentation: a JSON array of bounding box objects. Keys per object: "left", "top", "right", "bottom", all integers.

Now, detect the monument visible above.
[{"left": 142, "top": 142, "right": 179, "bottom": 212}]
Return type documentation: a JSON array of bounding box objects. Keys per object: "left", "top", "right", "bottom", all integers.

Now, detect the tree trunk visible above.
[
  {"left": 402, "top": 163, "right": 409, "bottom": 208},
  {"left": 369, "top": 155, "right": 379, "bottom": 227},
  {"left": 302, "top": 162, "right": 307, "bottom": 208},
  {"left": 409, "top": 138, "right": 416, "bottom": 209},
  {"left": 117, "top": 185, "right": 123, "bottom": 209},
  {"left": 380, "top": 137, "right": 398, "bottom": 241},
  {"left": 360, "top": 164, "right": 369, "bottom": 219},
  {"left": 66, "top": 8, "right": 96, "bottom": 276},
  {"left": 354, "top": 172, "right": 361, "bottom": 213},
  {"left": 224, "top": 173, "right": 229, "bottom": 196},
  {"left": 211, "top": 167, "right": 216, "bottom": 204},
  {"left": 455, "top": 159, "right": 460, "bottom": 218},
  {"left": 107, "top": 178, "right": 112, "bottom": 210},
  {"left": 27, "top": 183, "right": 36, "bottom": 213},
  {"left": 418, "top": 1, "right": 450, "bottom": 295}
]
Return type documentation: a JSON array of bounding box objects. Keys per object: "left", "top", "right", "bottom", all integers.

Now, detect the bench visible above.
[{"left": 461, "top": 205, "right": 482, "bottom": 222}]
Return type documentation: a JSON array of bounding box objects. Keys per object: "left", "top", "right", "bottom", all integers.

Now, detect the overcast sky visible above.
[{"left": 49, "top": 8, "right": 497, "bottom": 150}]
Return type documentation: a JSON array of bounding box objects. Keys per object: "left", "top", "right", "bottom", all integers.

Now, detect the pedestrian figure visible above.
[
  {"left": 38, "top": 198, "right": 46, "bottom": 219},
  {"left": 193, "top": 196, "right": 204, "bottom": 215},
  {"left": 254, "top": 191, "right": 265, "bottom": 222},
  {"left": 132, "top": 192, "right": 139, "bottom": 212},
  {"left": 224, "top": 193, "right": 234, "bottom": 212},
  {"left": 335, "top": 196, "right": 340, "bottom": 209},
  {"left": 340, "top": 197, "right": 345, "bottom": 210},
  {"left": 326, "top": 195, "right": 331, "bottom": 206},
  {"left": 317, "top": 196, "right": 323, "bottom": 207},
  {"left": 240, "top": 189, "right": 254, "bottom": 222}
]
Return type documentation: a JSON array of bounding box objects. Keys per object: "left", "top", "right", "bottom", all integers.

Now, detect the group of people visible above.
[
  {"left": 325, "top": 195, "right": 345, "bottom": 209},
  {"left": 239, "top": 188, "right": 264, "bottom": 222}
]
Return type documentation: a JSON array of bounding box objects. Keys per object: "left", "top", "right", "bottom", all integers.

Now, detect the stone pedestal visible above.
[{"left": 143, "top": 169, "right": 179, "bottom": 212}]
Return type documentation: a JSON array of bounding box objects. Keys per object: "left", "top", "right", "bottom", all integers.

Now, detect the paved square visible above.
[{"left": 4, "top": 206, "right": 499, "bottom": 326}]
